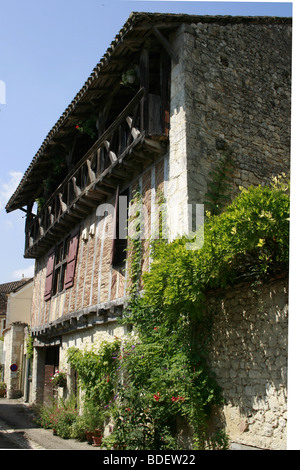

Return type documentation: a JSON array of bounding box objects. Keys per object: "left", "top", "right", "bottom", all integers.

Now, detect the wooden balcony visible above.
[{"left": 25, "top": 88, "right": 168, "bottom": 258}]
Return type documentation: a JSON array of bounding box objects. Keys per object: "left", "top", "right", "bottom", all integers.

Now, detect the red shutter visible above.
[
  {"left": 64, "top": 228, "right": 80, "bottom": 290},
  {"left": 110, "top": 186, "right": 119, "bottom": 264},
  {"left": 44, "top": 247, "right": 56, "bottom": 301}
]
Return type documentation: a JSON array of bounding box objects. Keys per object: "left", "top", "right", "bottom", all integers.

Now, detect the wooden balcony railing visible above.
[{"left": 25, "top": 88, "right": 168, "bottom": 258}]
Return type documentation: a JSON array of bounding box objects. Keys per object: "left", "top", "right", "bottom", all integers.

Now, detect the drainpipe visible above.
[{"left": 24, "top": 357, "right": 31, "bottom": 402}]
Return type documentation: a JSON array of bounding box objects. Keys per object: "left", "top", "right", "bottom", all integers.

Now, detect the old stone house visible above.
[{"left": 5, "top": 13, "right": 291, "bottom": 449}]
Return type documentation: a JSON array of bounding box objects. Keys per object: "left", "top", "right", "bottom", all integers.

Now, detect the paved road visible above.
[{"left": 0, "top": 397, "right": 99, "bottom": 450}]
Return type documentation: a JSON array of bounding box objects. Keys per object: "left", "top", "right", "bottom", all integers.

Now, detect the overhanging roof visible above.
[{"left": 5, "top": 12, "right": 291, "bottom": 213}]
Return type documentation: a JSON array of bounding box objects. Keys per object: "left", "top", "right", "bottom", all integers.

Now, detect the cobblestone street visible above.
[{"left": 0, "top": 398, "right": 98, "bottom": 450}]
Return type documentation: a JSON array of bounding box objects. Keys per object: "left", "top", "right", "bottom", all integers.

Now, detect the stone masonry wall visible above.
[
  {"left": 168, "top": 19, "right": 291, "bottom": 233},
  {"left": 206, "top": 276, "right": 288, "bottom": 450}
]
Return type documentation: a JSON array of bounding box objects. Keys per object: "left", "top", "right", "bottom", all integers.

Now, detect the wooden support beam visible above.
[
  {"left": 126, "top": 116, "right": 141, "bottom": 139},
  {"left": 48, "top": 206, "right": 55, "bottom": 225},
  {"left": 152, "top": 26, "right": 179, "bottom": 64},
  {"left": 58, "top": 193, "right": 67, "bottom": 212},
  {"left": 86, "top": 159, "right": 96, "bottom": 182},
  {"left": 144, "top": 137, "right": 166, "bottom": 153},
  {"left": 72, "top": 177, "right": 81, "bottom": 197},
  {"left": 132, "top": 149, "right": 154, "bottom": 162},
  {"left": 139, "top": 49, "right": 149, "bottom": 133},
  {"left": 91, "top": 184, "right": 115, "bottom": 196},
  {"left": 79, "top": 194, "right": 100, "bottom": 208},
  {"left": 104, "top": 140, "right": 117, "bottom": 163}
]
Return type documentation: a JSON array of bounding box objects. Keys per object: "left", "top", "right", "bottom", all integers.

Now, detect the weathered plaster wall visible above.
[
  {"left": 6, "top": 282, "right": 33, "bottom": 326},
  {"left": 3, "top": 322, "right": 27, "bottom": 398},
  {"left": 206, "top": 277, "right": 288, "bottom": 450}
]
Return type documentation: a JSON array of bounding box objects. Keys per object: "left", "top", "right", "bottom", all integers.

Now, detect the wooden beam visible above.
[
  {"left": 152, "top": 26, "right": 179, "bottom": 64},
  {"left": 104, "top": 140, "right": 117, "bottom": 163},
  {"left": 72, "top": 177, "right": 81, "bottom": 197},
  {"left": 86, "top": 159, "right": 96, "bottom": 182},
  {"left": 58, "top": 193, "right": 67, "bottom": 212}
]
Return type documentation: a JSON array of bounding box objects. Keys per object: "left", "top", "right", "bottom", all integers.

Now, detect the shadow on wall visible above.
[{"left": 204, "top": 277, "right": 288, "bottom": 447}]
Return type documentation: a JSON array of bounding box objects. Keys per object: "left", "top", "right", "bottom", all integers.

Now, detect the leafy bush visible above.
[
  {"left": 0, "top": 382, "right": 6, "bottom": 391},
  {"left": 67, "top": 176, "right": 289, "bottom": 450},
  {"left": 36, "top": 396, "right": 78, "bottom": 439},
  {"left": 118, "top": 175, "right": 289, "bottom": 449},
  {"left": 138, "top": 175, "right": 289, "bottom": 320},
  {"left": 67, "top": 340, "right": 121, "bottom": 411}
]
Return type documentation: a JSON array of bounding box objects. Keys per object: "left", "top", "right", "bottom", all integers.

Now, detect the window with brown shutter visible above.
[
  {"left": 53, "top": 236, "right": 70, "bottom": 295},
  {"left": 44, "top": 228, "right": 79, "bottom": 300},
  {"left": 44, "top": 247, "right": 56, "bottom": 301},
  {"left": 64, "top": 228, "right": 80, "bottom": 290},
  {"left": 111, "top": 187, "right": 129, "bottom": 268}
]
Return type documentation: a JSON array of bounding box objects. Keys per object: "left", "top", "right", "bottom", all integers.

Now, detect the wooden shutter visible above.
[
  {"left": 64, "top": 228, "right": 80, "bottom": 290},
  {"left": 110, "top": 186, "right": 120, "bottom": 265},
  {"left": 44, "top": 247, "right": 56, "bottom": 301}
]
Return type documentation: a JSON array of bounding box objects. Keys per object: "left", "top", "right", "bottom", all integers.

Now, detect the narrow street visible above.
[{"left": 0, "top": 398, "right": 99, "bottom": 450}]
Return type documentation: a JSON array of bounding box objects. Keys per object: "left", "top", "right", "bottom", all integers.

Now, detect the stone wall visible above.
[
  {"left": 167, "top": 18, "right": 291, "bottom": 238},
  {"left": 206, "top": 276, "right": 288, "bottom": 450}
]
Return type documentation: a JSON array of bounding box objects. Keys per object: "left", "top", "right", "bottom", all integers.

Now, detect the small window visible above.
[
  {"left": 44, "top": 228, "right": 79, "bottom": 301},
  {"left": 111, "top": 188, "right": 129, "bottom": 268},
  {"left": 52, "top": 237, "right": 70, "bottom": 295}
]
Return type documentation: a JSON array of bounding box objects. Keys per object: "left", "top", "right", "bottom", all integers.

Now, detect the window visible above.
[
  {"left": 52, "top": 237, "right": 70, "bottom": 295},
  {"left": 44, "top": 227, "right": 79, "bottom": 301},
  {"left": 111, "top": 188, "right": 129, "bottom": 268}
]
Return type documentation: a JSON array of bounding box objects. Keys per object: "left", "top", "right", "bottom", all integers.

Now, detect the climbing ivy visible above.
[
  {"left": 204, "top": 148, "right": 234, "bottom": 215},
  {"left": 67, "top": 175, "right": 289, "bottom": 450},
  {"left": 67, "top": 339, "right": 121, "bottom": 410}
]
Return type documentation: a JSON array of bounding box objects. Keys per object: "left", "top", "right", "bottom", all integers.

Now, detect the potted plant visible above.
[
  {"left": 0, "top": 382, "right": 7, "bottom": 398},
  {"left": 82, "top": 402, "right": 104, "bottom": 444},
  {"left": 121, "top": 67, "right": 139, "bottom": 87},
  {"left": 92, "top": 434, "right": 103, "bottom": 447},
  {"left": 50, "top": 371, "right": 67, "bottom": 388}
]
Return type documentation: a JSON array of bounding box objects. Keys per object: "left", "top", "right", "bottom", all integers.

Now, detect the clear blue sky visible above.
[{"left": 0, "top": 1, "right": 293, "bottom": 283}]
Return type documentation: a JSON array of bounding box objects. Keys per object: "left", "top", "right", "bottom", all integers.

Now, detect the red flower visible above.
[
  {"left": 171, "top": 396, "right": 185, "bottom": 402},
  {"left": 153, "top": 393, "right": 160, "bottom": 401},
  {"left": 154, "top": 327, "right": 158, "bottom": 331}
]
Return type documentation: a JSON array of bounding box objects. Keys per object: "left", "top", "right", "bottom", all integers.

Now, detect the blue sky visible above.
[{"left": 0, "top": 1, "right": 293, "bottom": 284}]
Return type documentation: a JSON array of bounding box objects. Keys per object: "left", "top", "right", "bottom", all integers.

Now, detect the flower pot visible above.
[
  {"left": 0, "top": 389, "right": 6, "bottom": 398},
  {"left": 92, "top": 435, "right": 102, "bottom": 447},
  {"left": 85, "top": 430, "right": 94, "bottom": 444}
]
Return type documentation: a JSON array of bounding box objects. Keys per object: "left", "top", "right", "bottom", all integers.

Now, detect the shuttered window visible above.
[
  {"left": 44, "top": 247, "right": 56, "bottom": 301},
  {"left": 110, "top": 186, "right": 120, "bottom": 265},
  {"left": 53, "top": 237, "right": 70, "bottom": 295},
  {"left": 64, "top": 228, "right": 80, "bottom": 290},
  {"left": 44, "top": 228, "right": 79, "bottom": 301},
  {"left": 111, "top": 187, "right": 129, "bottom": 267}
]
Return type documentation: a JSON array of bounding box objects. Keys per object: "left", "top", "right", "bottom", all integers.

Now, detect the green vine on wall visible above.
[
  {"left": 65, "top": 175, "right": 289, "bottom": 450},
  {"left": 126, "top": 188, "right": 143, "bottom": 298},
  {"left": 204, "top": 148, "right": 235, "bottom": 215},
  {"left": 26, "top": 329, "right": 34, "bottom": 360}
]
